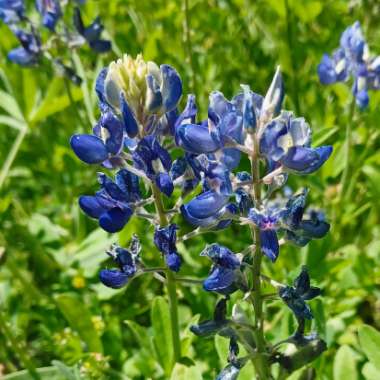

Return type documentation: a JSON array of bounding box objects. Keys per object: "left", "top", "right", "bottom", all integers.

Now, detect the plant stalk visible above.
[
  {"left": 151, "top": 184, "right": 182, "bottom": 363},
  {"left": 0, "top": 309, "right": 40, "bottom": 380},
  {"left": 249, "top": 136, "right": 271, "bottom": 379},
  {"left": 340, "top": 96, "right": 356, "bottom": 200}
]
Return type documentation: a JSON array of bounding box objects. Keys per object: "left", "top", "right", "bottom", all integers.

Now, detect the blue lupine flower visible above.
[
  {"left": 35, "top": 0, "right": 61, "bottom": 31},
  {"left": 8, "top": 28, "right": 41, "bottom": 66},
  {"left": 248, "top": 207, "right": 284, "bottom": 262},
  {"left": 99, "top": 245, "right": 138, "bottom": 288},
  {"left": 181, "top": 190, "right": 236, "bottom": 228},
  {"left": 0, "top": 0, "right": 24, "bottom": 24},
  {"left": 235, "top": 188, "right": 253, "bottom": 214},
  {"left": 73, "top": 7, "right": 111, "bottom": 53},
  {"left": 70, "top": 108, "right": 125, "bottom": 167},
  {"left": 132, "top": 135, "right": 173, "bottom": 196},
  {"left": 318, "top": 21, "right": 380, "bottom": 108},
  {"left": 154, "top": 224, "right": 182, "bottom": 272},
  {"left": 260, "top": 111, "right": 332, "bottom": 175},
  {"left": 285, "top": 209, "right": 330, "bottom": 247},
  {"left": 200, "top": 244, "right": 240, "bottom": 269},
  {"left": 175, "top": 93, "right": 243, "bottom": 170},
  {"left": 279, "top": 266, "right": 321, "bottom": 319},
  {"left": 201, "top": 244, "right": 242, "bottom": 295},
  {"left": 79, "top": 169, "right": 140, "bottom": 233}
]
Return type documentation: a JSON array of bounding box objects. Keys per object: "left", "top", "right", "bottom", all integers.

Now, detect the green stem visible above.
[
  {"left": 151, "top": 184, "right": 182, "bottom": 363},
  {"left": 0, "top": 126, "right": 27, "bottom": 189},
  {"left": 183, "top": 0, "right": 197, "bottom": 94},
  {"left": 63, "top": 79, "right": 86, "bottom": 129},
  {"left": 340, "top": 97, "right": 356, "bottom": 200},
  {"left": 284, "top": 0, "right": 300, "bottom": 115},
  {"left": 250, "top": 137, "right": 271, "bottom": 379},
  {"left": 0, "top": 309, "right": 40, "bottom": 380}
]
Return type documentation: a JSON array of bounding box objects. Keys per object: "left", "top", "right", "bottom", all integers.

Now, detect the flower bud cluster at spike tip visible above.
[
  {"left": 318, "top": 21, "right": 380, "bottom": 108},
  {"left": 104, "top": 54, "right": 182, "bottom": 120}
]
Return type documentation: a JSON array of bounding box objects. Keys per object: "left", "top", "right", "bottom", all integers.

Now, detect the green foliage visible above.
[{"left": 1, "top": 0, "right": 380, "bottom": 378}]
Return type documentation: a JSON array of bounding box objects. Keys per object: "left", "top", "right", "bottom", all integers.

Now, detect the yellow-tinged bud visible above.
[{"left": 104, "top": 53, "right": 158, "bottom": 116}]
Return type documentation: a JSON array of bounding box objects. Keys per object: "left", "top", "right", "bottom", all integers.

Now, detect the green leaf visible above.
[
  {"left": 362, "top": 362, "right": 380, "bottom": 380},
  {"left": 170, "top": 363, "right": 202, "bottom": 380},
  {"left": 51, "top": 361, "right": 80, "bottom": 380},
  {"left": 0, "top": 89, "right": 24, "bottom": 121},
  {"left": 214, "top": 334, "right": 229, "bottom": 366},
  {"left": 55, "top": 293, "right": 103, "bottom": 353},
  {"left": 358, "top": 324, "right": 380, "bottom": 370},
  {"left": 0, "top": 115, "right": 27, "bottom": 130},
  {"left": 3, "top": 367, "right": 62, "bottom": 379},
  {"left": 151, "top": 296, "right": 174, "bottom": 376},
  {"left": 333, "top": 345, "right": 358, "bottom": 380},
  {"left": 125, "top": 320, "right": 154, "bottom": 352}
]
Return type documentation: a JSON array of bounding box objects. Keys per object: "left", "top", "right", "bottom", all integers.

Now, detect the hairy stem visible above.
[
  {"left": 340, "top": 96, "right": 356, "bottom": 200},
  {"left": 0, "top": 309, "right": 40, "bottom": 380},
  {"left": 151, "top": 184, "right": 182, "bottom": 363},
  {"left": 250, "top": 136, "right": 271, "bottom": 379}
]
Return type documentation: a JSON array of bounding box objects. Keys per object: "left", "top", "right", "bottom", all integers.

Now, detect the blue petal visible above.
[
  {"left": 99, "top": 269, "right": 129, "bottom": 288},
  {"left": 295, "top": 146, "right": 333, "bottom": 174},
  {"left": 120, "top": 94, "right": 139, "bottom": 138},
  {"left": 160, "top": 64, "right": 182, "bottom": 112},
  {"left": 79, "top": 195, "right": 108, "bottom": 218},
  {"left": 248, "top": 208, "right": 264, "bottom": 226},
  {"left": 299, "top": 220, "right": 330, "bottom": 239},
  {"left": 70, "top": 134, "right": 108, "bottom": 164},
  {"left": 220, "top": 148, "right": 241, "bottom": 170},
  {"left": 200, "top": 244, "right": 240, "bottom": 269},
  {"left": 100, "top": 111, "right": 124, "bottom": 155},
  {"left": 281, "top": 146, "right": 320, "bottom": 172},
  {"left": 318, "top": 54, "right": 338, "bottom": 85},
  {"left": 203, "top": 266, "right": 237, "bottom": 295},
  {"left": 170, "top": 157, "right": 187, "bottom": 180},
  {"left": 95, "top": 67, "right": 108, "bottom": 104},
  {"left": 175, "top": 94, "right": 197, "bottom": 129},
  {"left": 165, "top": 252, "right": 182, "bottom": 272},
  {"left": 99, "top": 207, "right": 133, "bottom": 233},
  {"left": 182, "top": 191, "right": 229, "bottom": 219},
  {"left": 260, "top": 229, "right": 279, "bottom": 262},
  {"left": 259, "top": 118, "right": 288, "bottom": 161},
  {"left": 355, "top": 89, "right": 369, "bottom": 109},
  {"left": 115, "top": 169, "right": 141, "bottom": 202},
  {"left": 216, "top": 364, "right": 240, "bottom": 380},
  {"left": 145, "top": 74, "right": 162, "bottom": 113},
  {"left": 155, "top": 172, "right": 174, "bottom": 197},
  {"left": 176, "top": 123, "right": 221, "bottom": 154}
]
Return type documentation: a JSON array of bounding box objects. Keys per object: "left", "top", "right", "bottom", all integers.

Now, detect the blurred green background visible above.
[{"left": 0, "top": 0, "right": 380, "bottom": 379}]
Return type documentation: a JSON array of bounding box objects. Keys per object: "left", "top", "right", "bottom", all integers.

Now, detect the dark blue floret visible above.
[
  {"left": 279, "top": 266, "right": 321, "bottom": 319},
  {"left": 203, "top": 266, "right": 237, "bottom": 295},
  {"left": 73, "top": 8, "right": 111, "bottom": 53},
  {"left": 99, "top": 269, "right": 129, "bottom": 289},
  {"left": 154, "top": 224, "right": 182, "bottom": 272},
  {"left": 8, "top": 28, "right": 41, "bottom": 66}
]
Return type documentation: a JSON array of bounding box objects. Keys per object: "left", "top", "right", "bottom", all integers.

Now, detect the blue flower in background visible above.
[
  {"left": 99, "top": 243, "right": 139, "bottom": 288},
  {"left": 154, "top": 224, "right": 182, "bottom": 272},
  {"left": 279, "top": 266, "right": 321, "bottom": 320},
  {"left": 8, "top": 27, "right": 41, "bottom": 66},
  {"left": 318, "top": 21, "right": 380, "bottom": 108},
  {"left": 78, "top": 169, "right": 140, "bottom": 233},
  {"left": 201, "top": 244, "right": 242, "bottom": 295},
  {"left": 73, "top": 7, "right": 111, "bottom": 53},
  {"left": 0, "top": 0, "right": 24, "bottom": 24},
  {"left": 260, "top": 111, "right": 332, "bottom": 176},
  {"left": 132, "top": 135, "right": 173, "bottom": 196},
  {"left": 35, "top": 0, "right": 61, "bottom": 31}
]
